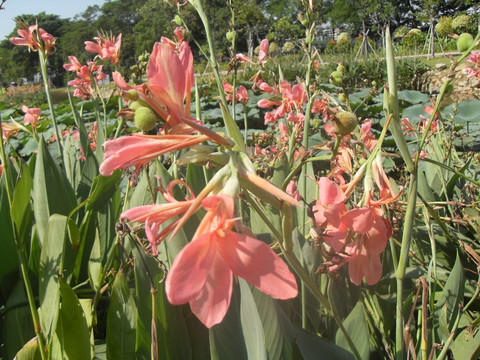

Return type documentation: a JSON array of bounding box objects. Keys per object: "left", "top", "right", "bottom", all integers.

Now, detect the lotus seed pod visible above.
[
  {"left": 174, "top": 15, "right": 184, "bottom": 26},
  {"left": 457, "top": 33, "right": 474, "bottom": 52},
  {"left": 134, "top": 106, "right": 160, "bottom": 132},
  {"left": 336, "top": 64, "right": 345, "bottom": 75},
  {"left": 127, "top": 89, "right": 138, "bottom": 101},
  {"left": 329, "top": 71, "right": 343, "bottom": 86},
  {"left": 226, "top": 30, "right": 236, "bottom": 42},
  {"left": 334, "top": 111, "right": 357, "bottom": 134}
]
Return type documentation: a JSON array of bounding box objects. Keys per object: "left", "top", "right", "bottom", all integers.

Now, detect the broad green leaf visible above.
[
  {"left": 397, "top": 89, "right": 429, "bottom": 104},
  {"left": 14, "top": 338, "right": 42, "bottom": 360},
  {"left": 32, "top": 137, "right": 76, "bottom": 242},
  {"left": 434, "top": 252, "right": 465, "bottom": 342},
  {"left": 76, "top": 149, "right": 99, "bottom": 204},
  {"left": 454, "top": 99, "right": 480, "bottom": 123},
  {"left": 88, "top": 234, "right": 102, "bottom": 292},
  {"left": 11, "top": 161, "right": 33, "bottom": 245},
  {"left": 74, "top": 210, "right": 97, "bottom": 282},
  {"left": 209, "top": 284, "right": 248, "bottom": 360},
  {"left": 295, "top": 327, "right": 355, "bottom": 360},
  {"left": 239, "top": 279, "right": 267, "bottom": 360},
  {"left": 251, "top": 287, "right": 290, "bottom": 360},
  {"left": 3, "top": 282, "right": 35, "bottom": 358},
  {"left": 134, "top": 247, "right": 191, "bottom": 360},
  {"left": 0, "top": 176, "right": 19, "bottom": 298},
  {"left": 39, "top": 214, "right": 69, "bottom": 346},
  {"left": 335, "top": 301, "right": 370, "bottom": 360},
  {"left": 451, "top": 325, "right": 480, "bottom": 360},
  {"left": 106, "top": 271, "right": 137, "bottom": 360},
  {"left": 86, "top": 170, "right": 121, "bottom": 211},
  {"left": 58, "top": 277, "right": 92, "bottom": 360}
]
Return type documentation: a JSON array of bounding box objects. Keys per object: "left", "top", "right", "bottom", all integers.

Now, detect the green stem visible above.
[
  {"left": 39, "top": 51, "right": 63, "bottom": 163},
  {"left": 395, "top": 172, "right": 418, "bottom": 360}
]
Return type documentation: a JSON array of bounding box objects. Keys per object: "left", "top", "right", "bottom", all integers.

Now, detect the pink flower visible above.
[
  {"left": 21, "top": 105, "right": 41, "bottom": 127},
  {"left": 258, "top": 39, "right": 269, "bottom": 65},
  {"left": 165, "top": 195, "right": 298, "bottom": 328},
  {"left": 85, "top": 32, "right": 122, "bottom": 65},
  {"left": 63, "top": 56, "right": 82, "bottom": 72},
  {"left": 99, "top": 133, "right": 212, "bottom": 176},
  {"left": 342, "top": 206, "right": 392, "bottom": 285},
  {"left": 10, "top": 24, "right": 56, "bottom": 55},
  {"left": 312, "top": 177, "right": 346, "bottom": 228}
]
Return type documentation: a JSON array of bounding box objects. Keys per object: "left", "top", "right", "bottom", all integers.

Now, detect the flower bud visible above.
[
  {"left": 127, "top": 89, "right": 138, "bottom": 101},
  {"left": 457, "top": 33, "right": 473, "bottom": 52},
  {"left": 174, "top": 15, "right": 184, "bottom": 26},
  {"left": 333, "top": 111, "right": 357, "bottom": 134},
  {"left": 338, "top": 93, "right": 346, "bottom": 103},
  {"left": 336, "top": 64, "right": 345, "bottom": 75},
  {"left": 134, "top": 106, "right": 160, "bottom": 132},
  {"left": 226, "top": 30, "right": 236, "bottom": 42}
]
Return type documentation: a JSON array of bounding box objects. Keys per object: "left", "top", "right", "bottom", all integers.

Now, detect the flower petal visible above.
[
  {"left": 342, "top": 207, "right": 373, "bottom": 233},
  {"left": 318, "top": 177, "right": 346, "bottom": 205},
  {"left": 165, "top": 232, "right": 217, "bottom": 305},
  {"left": 189, "top": 252, "right": 233, "bottom": 328},
  {"left": 219, "top": 232, "right": 297, "bottom": 299}
]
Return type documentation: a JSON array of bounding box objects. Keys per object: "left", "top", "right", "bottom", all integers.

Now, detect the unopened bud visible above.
[
  {"left": 329, "top": 71, "right": 343, "bottom": 86},
  {"left": 174, "top": 15, "right": 184, "bottom": 26}
]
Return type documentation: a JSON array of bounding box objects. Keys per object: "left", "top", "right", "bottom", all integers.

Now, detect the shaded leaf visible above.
[
  {"left": 106, "top": 271, "right": 137, "bottom": 360},
  {"left": 335, "top": 301, "right": 370, "bottom": 360}
]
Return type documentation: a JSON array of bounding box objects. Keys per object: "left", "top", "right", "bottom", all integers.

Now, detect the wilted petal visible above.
[
  {"left": 219, "top": 232, "right": 298, "bottom": 299},
  {"left": 165, "top": 232, "right": 217, "bottom": 304}
]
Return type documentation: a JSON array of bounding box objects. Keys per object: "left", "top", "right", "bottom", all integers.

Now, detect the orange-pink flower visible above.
[
  {"left": 21, "top": 105, "right": 41, "bottom": 127},
  {"left": 10, "top": 24, "right": 56, "bottom": 55},
  {"left": 165, "top": 194, "right": 298, "bottom": 328},
  {"left": 85, "top": 32, "right": 122, "bottom": 65},
  {"left": 99, "top": 133, "right": 212, "bottom": 176}
]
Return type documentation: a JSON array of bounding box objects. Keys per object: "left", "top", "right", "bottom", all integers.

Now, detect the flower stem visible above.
[{"left": 38, "top": 50, "right": 63, "bottom": 163}]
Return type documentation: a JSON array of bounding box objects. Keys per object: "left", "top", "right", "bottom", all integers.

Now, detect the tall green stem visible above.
[{"left": 38, "top": 51, "right": 63, "bottom": 163}]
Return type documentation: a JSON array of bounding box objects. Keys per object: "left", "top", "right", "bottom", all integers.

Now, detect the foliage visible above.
[
  {"left": 452, "top": 14, "right": 475, "bottom": 34},
  {"left": 435, "top": 16, "right": 453, "bottom": 37}
]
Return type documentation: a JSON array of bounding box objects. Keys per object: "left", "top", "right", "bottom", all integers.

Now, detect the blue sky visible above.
[{"left": 0, "top": 0, "right": 106, "bottom": 40}]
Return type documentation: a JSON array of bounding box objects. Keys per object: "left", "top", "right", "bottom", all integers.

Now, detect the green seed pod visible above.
[
  {"left": 130, "top": 100, "right": 148, "bottom": 110},
  {"left": 457, "top": 33, "right": 474, "bottom": 52},
  {"left": 127, "top": 89, "right": 138, "bottom": 101},
  {"left": 134, "top": 106, "right": 160, "bottom": 131},
  {"left": 338, "top": 93, "right": 347, "bottom": 103},
  {"left": 329, "top": 71, "right": 343, "bottom": 86},
  {"left": 334, "top": 111, "right": 358, "bottom": 134},
  {"left": 336, "top": 64, "right": 345, "bottom": 75},
  {"left": 226, "top": 30, "right": 236, "bottom": 42},
  {"left": 174, "top": 15, "right": 184, "bottom": 26}
]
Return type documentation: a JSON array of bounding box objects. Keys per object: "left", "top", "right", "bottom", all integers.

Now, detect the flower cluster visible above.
[
  {"left": 10, "top": 23, "right": 56, "bottom": 56},
  {"left": 64, "top": 57, "right": 107, "bottom": 99}
]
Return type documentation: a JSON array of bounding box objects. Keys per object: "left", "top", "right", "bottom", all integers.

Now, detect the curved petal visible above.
[
  {"left": 219, "top": 232, "right": 297, "bottom": 299},
  {"left": 363, "top": 252, "right": 383, "bottom": 285},
  {"left": 189, "top": 251, "right": 233, "bottom": 328},
  {"left": 148, "top": 42, "right": 185, "bottom": 108},
  {"left": 165, "top": 232, "right": 217, "bottom": 305},
  {"left": 342, "top": 207, "right": 373, "bottom": 233},
  {"left": 318, "top": 177, "right": 346, "bottom": 205}
]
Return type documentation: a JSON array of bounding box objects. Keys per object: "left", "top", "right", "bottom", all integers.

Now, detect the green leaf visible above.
[
  {"left": 451, "top": 325, "right": 480, "bottom": 360},
  {"left": 209, "top": 284, "right": 248, "bottom": 360},
  {"left": 11, "top": 160, "right": 33, "bottom": 245},
  {"left": 85, "top": 170, "right": 121, "bottom": 211},
  {"left": 58, "top": 277, "right": 92, "bottom": 360},
  {"left": 134, "top": 247, "right": 191, "bottom": 360},
  {"left": 239, "top": 279, "right": 267, "bottom": 360},
  {"left": 335, "top": 301, "right": 370, "bottom": 360},
  {"left": 39, "top": 214, "right": 68, "bottom": 344},
  {"left": 397, "top": 89, "right": 429, "bottom": 104},
  {"left": 0, "top": 176, "right": 19, "bottom": 298},
  {"left": 106, "top": 271, "right": 137, "bottom": 360},
  {"left": 219, "top": 101, "right": 246, "bottom": 153},
  {"left": 32, "top": 137, "right": 76, "bottom": 242},
  {"left": 14, "top": 338, "right": 42, "bottom": 360},
  {"left": 2, "top": 282, "right": 36, "bottom": 358},
  {"left": 434, "top": 252, "right": 465, "bottom": 342}
]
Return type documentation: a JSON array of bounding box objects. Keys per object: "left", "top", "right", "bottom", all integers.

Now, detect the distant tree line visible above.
[{"left": 0, "top": 0, "right": 476, "bottom": 87}]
